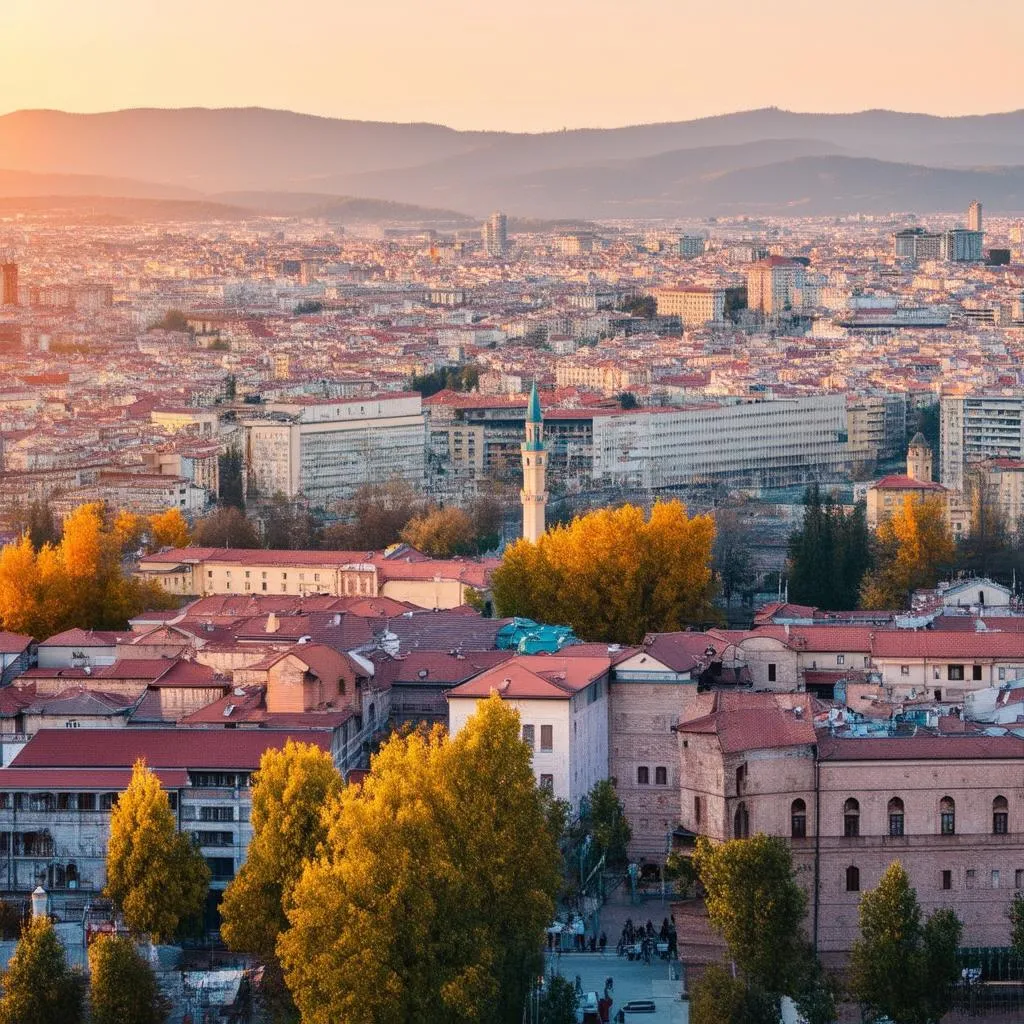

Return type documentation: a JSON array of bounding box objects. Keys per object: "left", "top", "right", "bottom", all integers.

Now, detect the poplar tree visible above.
[
  {"left": 0, "top": 916, "right": 84, "bottom": 1024},
  {"left": 88, "top": 935, "right": 167, "bottom": 1024},
  {"left": 105, "top": 760, "right": 210, "bottom": 943}
]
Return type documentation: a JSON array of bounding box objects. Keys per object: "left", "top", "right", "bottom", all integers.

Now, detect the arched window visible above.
[
  {"left": 846, "top": 865, "right": 860, "bottom": 892},
  {"left": 940, "top": 796, "right": 956, "bottom": 835},
  {"left": 844, "top": 798, "right": 860, "bottom": 837},
  {"left": 791, "top": 799, "right": 807, "bottom": 839},
  {"left": 735, "top": 763, "right": 747, "bottom": 795},
  {"left": 888, "top": 797, "right": 905, "bottom": 837},
  {"left": 993, "top": 795, "right": 1009, "bottom": 835},
  {"left": 733, "top": 802, "right": 749, "bottom": 839}
]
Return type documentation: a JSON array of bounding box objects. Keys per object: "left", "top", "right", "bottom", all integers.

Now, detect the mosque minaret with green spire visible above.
[{"left": 520, "top": 383, "right": 548, "bottom": 543}]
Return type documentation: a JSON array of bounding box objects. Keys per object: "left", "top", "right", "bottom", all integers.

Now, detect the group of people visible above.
[{"left": 615, "top": 916, "right": 677, "bottom": 961}]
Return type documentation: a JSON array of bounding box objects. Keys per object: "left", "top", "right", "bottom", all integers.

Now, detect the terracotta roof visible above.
[
  {"left": 0, "top": 631, "right": 32, "bottom": 653},
  {"left": 637, "top": 632, "right": 720, "bottom": 672},
  {"left": 373, "top": 649, "right": 514, "bottom": 687},
  {"left": 11, "top": 728, "right": 331, "bottom": 769},
  {"left": 0, "top": 768, "right": 189, "bottom": 790},
  {"left": 677, "top": 692, "right": 816, "bottom": 753},
  {"left": 447, "top": 654, "right": 610, "bottom": 700},
  {"left": 871, "top": 632, "right": 1024, "bottom": 658},
  {"left": 817, "top": 734, "right": 1024, "bottom": 761},
  {"left": 38, "top": 628, "right": 131, "bottom": 647},
  {"left": 872, "top": 475, "right": 946, "bottom": 492}
]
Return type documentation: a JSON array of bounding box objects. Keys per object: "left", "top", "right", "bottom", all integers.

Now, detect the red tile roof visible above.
[
  {"left": 447, "top": 654, "right": 610, "bottom": 701},
  {"left": 817, "top": 734, "right": 1024, "bottom": 761},
  {"left": 871, "top": 631, "right": 1024, "bottom": 658},
  {"left": 11, "top": 728, "right": 331, "bottom": 769},
  {"left": 0, "top": 768, "right": 189, "bottom": 790},
  {"left": 677, "top": 692, "right": 816, "bottom": 753},
  {"left": 872, "top": 475, "right": 946, "bottom": 492}
]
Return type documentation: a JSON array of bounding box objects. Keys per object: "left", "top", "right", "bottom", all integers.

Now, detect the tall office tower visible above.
[
  {"left": 967, "top": 200, "right": 983, "bottom": 233},
  {"left": 481, "top": 211, "right": 508, "bottom": 257},
  {"left": 941, "top": 228, "right": 984, "bottom": 263},
  {"left": 1, "top": 263, "right": 18, "bottom": 306},
  {"left": 678, "top": 234, "right": 706, "bottom": 259}
]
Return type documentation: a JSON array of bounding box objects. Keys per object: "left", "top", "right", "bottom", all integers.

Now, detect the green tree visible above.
[
  {"left": 694, "top": 835, "right": 810, "bottom": 995},
  {"left": 713, "top": 508, "right": 755, "bottom": 606},
  {"left": 0, "top": 915, "right": 84, "bottom": 1024},
  {"left": 151, "top": 309, "right": 189, "bottom": 332},
  {"left": 294, "top": 300, "right": 324, "bottom": 315},
  {"left": 582, "top": 779, "right": 631, "bottom": 865},
  {"left": 1010, "top": 891, "right": 1024, "bottom": 958},
  {"left": 493, "top": 501, "right": 717, "bottom": 644},
  {"left": 849, "top": 861, "right": 962, "bottom": 1024},
  {"left": 690, "top": 964, "right": 778, "bottom": 1024},
  {"left": 788, "top": 485, "right": 871, "bottom": 610},
  {"left": 88, "top": 935, "right": 167, "bottom": 1024},
  {"left": 192, "top": 505, "right": 260, "bottom": 548},
  {"left": 259, "top": 492, "right": 322, "bottom": 550},
  {"left": 617, "top": 391, "right": 639, "bottom": 410},
  {"left": 218, "top": 447, "right": 245, "bottom": 509},
  {"left": 279, "top": 694, "right": 560, "bottom": 1024},
  {"left": 221, "top": 741, "right": 342, "bottom": 961},
  {"left": 10, "top": 499, "right": 60, "bottom": 551},
  {"left": 617, "top": 295, "right": 656, "bottom": 318},
  {"left": 105, "top": 760, "right": 210, "bottom": 943},
  {"left": 539, "top": 975, "right": 578, "bottom": 1024}
]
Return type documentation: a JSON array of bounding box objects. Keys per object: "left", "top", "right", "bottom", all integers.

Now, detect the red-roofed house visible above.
[{"left": 447, "top": 654, "right": 612, "bottom": 806}]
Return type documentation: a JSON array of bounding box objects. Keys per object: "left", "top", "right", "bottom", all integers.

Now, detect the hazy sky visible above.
[{"left": 1, "top": 0, "right": 1022, "bottom": 132}]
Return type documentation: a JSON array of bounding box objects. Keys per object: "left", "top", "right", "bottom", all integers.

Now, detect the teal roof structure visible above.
[
  {"left": 495, "top": 618, "right": 577, "bottom": 653},
  {"left": 527, "top": 382, "right": 542, "bottom": 424}
]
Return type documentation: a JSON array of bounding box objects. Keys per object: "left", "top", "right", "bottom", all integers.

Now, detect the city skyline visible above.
[{"left": 1, "top": 0, "right": 1023, "bottom": 132}]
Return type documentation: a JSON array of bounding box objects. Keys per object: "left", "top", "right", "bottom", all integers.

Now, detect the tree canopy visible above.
[
  {"left": 0, "top": 915, "right": 84, "bottom": 1024},
  {"left": 401, "top": 506, "right": 477, "bottom": 557},
  {"left": 849, "top": 861, "right": 962, "bottom": 1024},
  {"left": 221, "top": 740, "right": 343, "bottom": 961},
  {"left": 88, "top": 935, "right": 167, "bottom": 1024},
  {"left": 787, "top": 485, "right": 871, "bottom": 610},
  {"left": 322, "top": 478, "right": 426, "bottom": 551},
  {"left": 690, "top": 964, "right": 778, "bottom": 1024},
  {"left": 859, "top": 495, "right": 955, "bottom": 609},
  {"left": 581, "top": 779, "right": 632, "bottom": 865},
  {"left": 0, "top": 502, "right": 177, "bottom": 637},
  {"left": 492, "top": 500, "right": 717, "bottom": 643},
  {"left": 105, "top": 759, "right": 210, "bottom": 943},
  {"left": 192, "top": 505, "right": 261, "bottom": 549},
  {"left": 278, "top": 694, "right": 560, "bottom": 1024}
]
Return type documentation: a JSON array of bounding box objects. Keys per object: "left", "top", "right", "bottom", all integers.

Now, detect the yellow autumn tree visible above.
[
  {"left": 279, "top": 695, "right": 559, "bottom": 1024},
  {"left": 400, "top": 506, "right": 476, "bottom": 557},
  {"left": 0, "top": 502, "right": 178, "bottom": 637},
  {"left": 113, "top": 511, "right": 146, "bottom": 554},
  {"left": 147, "top": 508, "right": 191, "bottom": 552},
  {"left": 860, "top": 494, "right": 955, "bottom": 609},
  {"left": 491, "top": 500, "right": 718, "bottom": 643}
]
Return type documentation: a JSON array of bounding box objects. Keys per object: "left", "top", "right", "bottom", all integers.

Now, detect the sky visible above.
[{"left": 1, "top": 0, "right": 1022, "bottom": 132}]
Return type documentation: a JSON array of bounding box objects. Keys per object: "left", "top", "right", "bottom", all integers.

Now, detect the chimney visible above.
[{"left": 265, "top": 613, "right": 280, "bottom": 634}]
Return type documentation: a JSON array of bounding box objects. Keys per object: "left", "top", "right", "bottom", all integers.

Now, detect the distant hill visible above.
[{"left": 2, "top": 106, "right": 1024, "bottom": 218}]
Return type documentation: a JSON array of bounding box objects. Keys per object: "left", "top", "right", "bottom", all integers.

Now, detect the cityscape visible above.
[{"left": 2, "top": 2, "right": 1024, "bottom": 1023}]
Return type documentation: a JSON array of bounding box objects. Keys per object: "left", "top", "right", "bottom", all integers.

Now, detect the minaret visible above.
[{"left": 521, "top": 383, "right": 548, "bottom": 543}]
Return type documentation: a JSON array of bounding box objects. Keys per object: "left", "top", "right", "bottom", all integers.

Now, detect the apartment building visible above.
[
  {"left": 243, "top": 393, "right": 425, "bottom": 505},
  {"left": 940, "top": 392, "right": 1024, "bottom": 492},
  {"left": 746, "top": 257, "right": 805, "bottom": 314},
  {"left": 653, "top": 286, "right": 725, "bottom": 327}
]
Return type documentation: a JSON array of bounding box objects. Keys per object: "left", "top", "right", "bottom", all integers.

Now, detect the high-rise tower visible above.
[
  {"left": 967, "top": 200, "right": 983, "bottom": 233},
  {"left": 482, "top": 211, "right": 508, "bottom": 258},
  {"left": 1, "top": 263, "right": 18, "bottom": 306},
  {"left": 520, "top": 383, "right": 547, "bottom": 543}
]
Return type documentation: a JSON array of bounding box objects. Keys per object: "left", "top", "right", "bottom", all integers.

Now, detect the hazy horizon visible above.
[{"left": 2, "top": 0, "right": 1023, "bottom": 133}]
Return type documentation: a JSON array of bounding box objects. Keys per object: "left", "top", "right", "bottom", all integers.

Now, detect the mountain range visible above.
[{"left": 1, "top": 106, "right": 1023, "bottom": 220}]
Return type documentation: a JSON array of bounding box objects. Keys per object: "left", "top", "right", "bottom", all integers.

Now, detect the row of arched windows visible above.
[{"left": 734, "top": 795, "right": 1012, "bottom": 841}]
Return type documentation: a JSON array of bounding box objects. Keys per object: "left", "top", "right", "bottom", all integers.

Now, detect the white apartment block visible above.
[
  {"left": 940, "top": 393, "right": 1024, "bottom": 492},
  {"left": 590, "top": 395, "right": 850, "bottom": 490},
  {"left": 653, "top": 286, "right": 725, "bottom": 327},
  {"left": 243, "top": 393, "right": 425, "bottom": 505}
]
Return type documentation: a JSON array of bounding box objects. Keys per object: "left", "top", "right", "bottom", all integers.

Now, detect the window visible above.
[
  {"left": 767, "top": 663, "right": 777, "bottom": 683},
  {"left": 262, "top": 582, "right": 267, "bottom": 591},
  {"left": 637, "top": 767, "right": 649, "bottom": 785},
  {"left": 888, "top": 797, "right": 905, "bottom": 837},
  {"left": 540, "top": 725, "right": 553, "bottom": 752},
  {"left": 1000, "top": 668, "right": 1007, "bottom": 681},
  {"left": 934, "top": 689, "right": 943, "bottom": 702},
  {"left": 694, "top": 796, "right": 702, "bottom": 825},
  {"left": 735, "top": 763, "right": 747, "bottom": 795},
  {"left": 200, "top": 806, "right": 235, "bottom": 822},
  {"left": 993, "top": 795, "right": 1009, "bottom": 834},
  {"left": 992, "top": 870, "right": 1001, "bottom": 889},
  {"left": 522, "top": 725, "right": 535, "bottom": 750},
  {"left": 844, "top": 798, "right": 860, "bottom": 838},
  {"left": 99, "top": 793, "right": 118, "bottom": 810},
  {"left": 205, "top": 857, "right": 235, "bottom": 882},
  {"left": 78, "top": 793, "right": 96, "bottom": 811},
  {"left": 791, "top": 799, "right": 807, "bottom": 839},
  {"left": 192, "top": 773, "right": 238, "bottom": 788},
  {"left": 940, "top": 796, "right": 956, "bottom": 835},
  {"left": 973, "top": 665, "right": 983, "bottom": 681},
  {"left": 942, "top": 870, "right": 952, "bottom": 890},
  {"left": 836, "top": 654, "right": 845, "bottom": 665},
  {"left": 539, "top": 774, "right": 554, "bottom": 791},
  {"left": 901, "top": 665, "right": 910, "bottom": 676},
  {"left": 1016, "top": 869, "right": 1024, "bottom": 890},
  {"left": 966, "top": 869, "right": 976, "bottom": 889},
  {"left": 733, "top": 802, "right": 749, "bottom": 839},
  {"left": 947, "top": 665, "right": 964, "bottom": 681},
  {"left": 655, "top": 766, "right": 667, "bottom": 786},
  {"left": 846, "top": 865, "right": 860, "bottom": 892}
]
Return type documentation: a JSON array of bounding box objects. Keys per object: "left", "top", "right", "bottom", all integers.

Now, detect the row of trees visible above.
[
  {"left": 493, "top": 500, "right": 718, "bottom": 643},
  {"left": 215, "top": 697, "right": 561, "bottom": 1023},
  {"left": 690, "top": 836, "right": 964, "bottom": 1024},
  {"left": 0, "top": 503, "right": 179, "bottom": 637},
  {"left": 0, "top": 756, "right": 210, "bottom": 1023}
]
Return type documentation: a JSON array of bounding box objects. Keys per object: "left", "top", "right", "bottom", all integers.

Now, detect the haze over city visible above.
[{"left": 2, "top": 3, "right": 1024, "bottom": 1023}]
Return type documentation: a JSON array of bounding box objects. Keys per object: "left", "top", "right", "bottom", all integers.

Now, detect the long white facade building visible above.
[
  {"left": 940, "top": 393, "right": 1024, "bottom": 492},
  {"left": 243, "top": 393, "right": 425, "bottom": 505}
]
